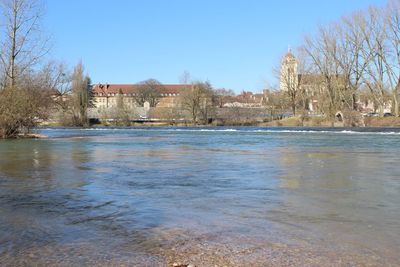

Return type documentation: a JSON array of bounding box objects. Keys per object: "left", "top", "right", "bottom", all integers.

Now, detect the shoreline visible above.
[
  {"left": 38, "top": 122, "right": 400, "bottom": 129},
  {"left": 38, "top": 116, "right": 400, "bottom": 129},
  {"left": 13, "top": 133, "right": 48, "bottom": 139}
]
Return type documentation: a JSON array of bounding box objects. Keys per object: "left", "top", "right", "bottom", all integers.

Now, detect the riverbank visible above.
[
  {"left": 19, "top": 133, "right": 47, "bottom": 138},
  {"left": 261, "top": 116, "right": 400, "bottom": 128},
  {"left": 113, "top": 116, "right": 400, "bottom": 128},
  {"left": 0, "top": 133, "right": 48, "bottom": 139},
  {"left": 39, "top": 116, "right": 400, "bottom": 129},
  {"left": 1, "top": 235, "right": 393, "bottom": 267}
]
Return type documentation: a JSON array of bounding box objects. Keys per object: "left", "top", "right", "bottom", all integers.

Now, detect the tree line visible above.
[
  {"left": 0, "top": 0, "right": 95, "bottom": 138},
  {"left": 106, "top": 75, "right": 236, "bottom": 126},
  {"left": 0, "top": 0, "right": 238, "bottom": 135},
  {"left": 3, "top": 0, "right": 397, "bottom": 137},
  {"left": 280, "top": 0, "right": 400, "bottom": 119}
]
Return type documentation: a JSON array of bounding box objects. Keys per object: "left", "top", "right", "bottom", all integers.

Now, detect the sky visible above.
[{"left": 44, "top": 0, "right": 387, "bottom": 93}]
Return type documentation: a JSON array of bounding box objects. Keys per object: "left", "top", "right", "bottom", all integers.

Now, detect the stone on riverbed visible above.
[
  {"left": 172, "top": 263, "right": 196, "bottom": 267},
  {"left": 17, "top": 133, "right": 47, "bottom": 139}
]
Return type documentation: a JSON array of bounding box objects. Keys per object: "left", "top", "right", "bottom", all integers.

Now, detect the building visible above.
[
  {"left": 92, "top": 83, "right": 189, "bottom": 109},
  {"left": 280, "top": 48, "right": 298, "bottom": 93},
  {"left": 280, "top": 50, "right": 394, "bottom": 115},
  {"left": 222, "top": 91, "right": 267, "bottom": 108},
  {"left": 279, "top": 50, "right": 349, "bottom": 113}
]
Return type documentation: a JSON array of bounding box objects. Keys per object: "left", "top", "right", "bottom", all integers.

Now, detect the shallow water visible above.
[{"left": 0, "top": 127, "right": 399, "bottom": 266}]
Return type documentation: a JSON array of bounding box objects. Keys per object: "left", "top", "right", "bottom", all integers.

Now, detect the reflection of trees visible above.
[
  {"left": 0, "top": 140, "right": 55, "bottom": 183},
  {"left": 279, "top": 149, "right": 356, "bottom": 191},
  {"left": 71, "top": 140, "right": 92, "bottom": 168},
  {"left": 275, "top": 146, "right": 398, "bottom": 252},
  {"left": 0, "top": 139, "right": 96, "bottom": 192},
  {"left": 277, "top": 147, "right": 362, "bottom": 218},
  {"left": 67, "top": 140, "right": 94, "bottom": 188}
]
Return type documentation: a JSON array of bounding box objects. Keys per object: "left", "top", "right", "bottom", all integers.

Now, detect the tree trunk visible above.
[
  {"left": 352, "top": 93, "right": 357, "bottom": 110},
  {"left": 9, "top": 0, "right": 18, "bottom": 90},
  {"left": 393, "top": 93, "right": 399, "bottom": 117}
]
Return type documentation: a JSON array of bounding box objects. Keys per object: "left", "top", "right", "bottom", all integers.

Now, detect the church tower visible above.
[{"left": 280, "top": 47, "right": 298, "bottom": 92}]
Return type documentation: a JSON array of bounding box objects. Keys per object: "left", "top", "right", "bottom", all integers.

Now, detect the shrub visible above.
[{"left": 0, "top": 87, "right": 51, "bottom": 138}]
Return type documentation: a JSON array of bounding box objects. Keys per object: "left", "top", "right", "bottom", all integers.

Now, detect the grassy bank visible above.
[
  {"left": 364, "top": 117, "right": 400, "bottom": 127},
  {"left": 263, "top": 116, "right": 400, "bottom": 128},
  {"left": 262, "top": 116, "right": 335, "bottom": 127},
  {"left": 39, "top": 116, "right": 400, "bottom": 128}
]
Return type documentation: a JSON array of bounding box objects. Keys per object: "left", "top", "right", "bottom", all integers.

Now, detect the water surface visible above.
[{"left": 0, "top": 127, "right": 399, "bottom": 266}]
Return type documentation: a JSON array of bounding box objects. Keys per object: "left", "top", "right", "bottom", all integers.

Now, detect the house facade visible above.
[{"left": 92, "top": 83, "right": 189, "bottom": 109}]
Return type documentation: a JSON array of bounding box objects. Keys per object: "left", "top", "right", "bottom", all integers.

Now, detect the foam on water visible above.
[{"left": 37, "top": 127, "right": 400, "bottom": 136}]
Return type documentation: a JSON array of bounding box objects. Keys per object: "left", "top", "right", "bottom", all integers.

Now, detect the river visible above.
[{"left": 0, "top": 127, "right": 399, "bottom": 266}]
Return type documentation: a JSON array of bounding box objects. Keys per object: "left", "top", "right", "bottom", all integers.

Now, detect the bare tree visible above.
[
  {"left": 304, "top": 24, "right": 348, "bottom": 118},
  {"left": 358, "top": 7, "right": 389, "bottom": 117},
  {"left": 0, "top": 66, "right": 53, "bottom": 138},
  {"left": 336, "top": 13, "right": 369, "bottom": 110},
  {"left": 134, "top": 79, "right": 163, "bottom": 107},
  {"left": 113, "top": 88, "right": 131, "bottom": 125},
  {"left": 40, "top": 61, "right": 71, "bottom": 112},
  {"left": 383, "top": 0, "right": 400, "bottom": 116},
  {"left": 179, "top": 70, "right": 191, "bottom": 85},
  {"left": 275, "top": 2, "right": 400, "bottom": 121},
  {"left": 0, "top": 0, "right": 49, "bottom": 90},
  {"left": 214, "top": 88, "right": 235, "bottom": 108},
  {"left": 294, "top": 47, "right": 314, "bottom": 112},
  {"left": 71, "top": 61, "right": 92, "bottom": 126},
  {"left": 264, "top": 89, "right": 290, "bottom": 120},
  {"left": 180, "top": 81, "right": 215, "bottom": 124},
  {"left": 0, "top": 0, "right": 51, "bottom": 138}
]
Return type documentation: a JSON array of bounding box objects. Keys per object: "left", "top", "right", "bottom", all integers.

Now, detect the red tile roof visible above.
[{"left": 93, "top": 83, "right": 189, "bottom": 95}]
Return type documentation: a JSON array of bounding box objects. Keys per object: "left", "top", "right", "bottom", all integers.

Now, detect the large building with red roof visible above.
[{"left": 92, "top": 83, "right": 189, "bottom": 108}]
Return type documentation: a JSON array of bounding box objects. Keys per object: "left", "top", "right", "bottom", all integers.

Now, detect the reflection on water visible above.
[{"left": 0, "top": 127, "right": 399, "bottom": 266}]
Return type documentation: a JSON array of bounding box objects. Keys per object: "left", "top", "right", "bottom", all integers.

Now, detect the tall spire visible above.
[{"left": 288, "top": 45, "right": 291, "bottom": 53}]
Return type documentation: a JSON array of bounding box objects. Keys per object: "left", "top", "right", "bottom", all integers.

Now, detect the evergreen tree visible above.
[{"left": 71, "top": 61, "right": 92, "bottom": 126}]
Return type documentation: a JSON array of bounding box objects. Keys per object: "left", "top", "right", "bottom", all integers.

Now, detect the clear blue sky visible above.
[{"left": 44, "top": 0, "right": 386, "bottom": 93}]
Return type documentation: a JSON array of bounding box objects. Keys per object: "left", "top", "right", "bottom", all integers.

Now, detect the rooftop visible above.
[{"left": 93, "top": 84, "right": 190, "bottom": 95}]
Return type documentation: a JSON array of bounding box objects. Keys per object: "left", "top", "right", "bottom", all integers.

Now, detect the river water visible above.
[{"left": 0, "top": 127, "right": 399, "bottom": 266}]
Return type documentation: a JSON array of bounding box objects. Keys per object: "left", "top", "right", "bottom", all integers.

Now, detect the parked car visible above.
[
  {"left": 365, "top": 112, "right": 379, "bottom": 117},
  {"left": 384, "top": 112, "right": 394, "bottom": 117}
]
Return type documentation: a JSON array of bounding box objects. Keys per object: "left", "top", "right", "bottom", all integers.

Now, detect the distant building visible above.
[
  {"left": 92, "top": 83, "right": 189, "bottom": 108},
  {"left": 280, "top": 50, "right": 319, "bottom": 111},
  {"left": 279, "top": 49, "right": 394, "bottom": 114},
  {"left": 280, "top": 48, "right": 298, "bottom": 93},
  {"left": 222, "top": 91, "right": 267, "bottom": 108},
  {"left": 279, "top": 50, "right": 351, "bottom": 113}
]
